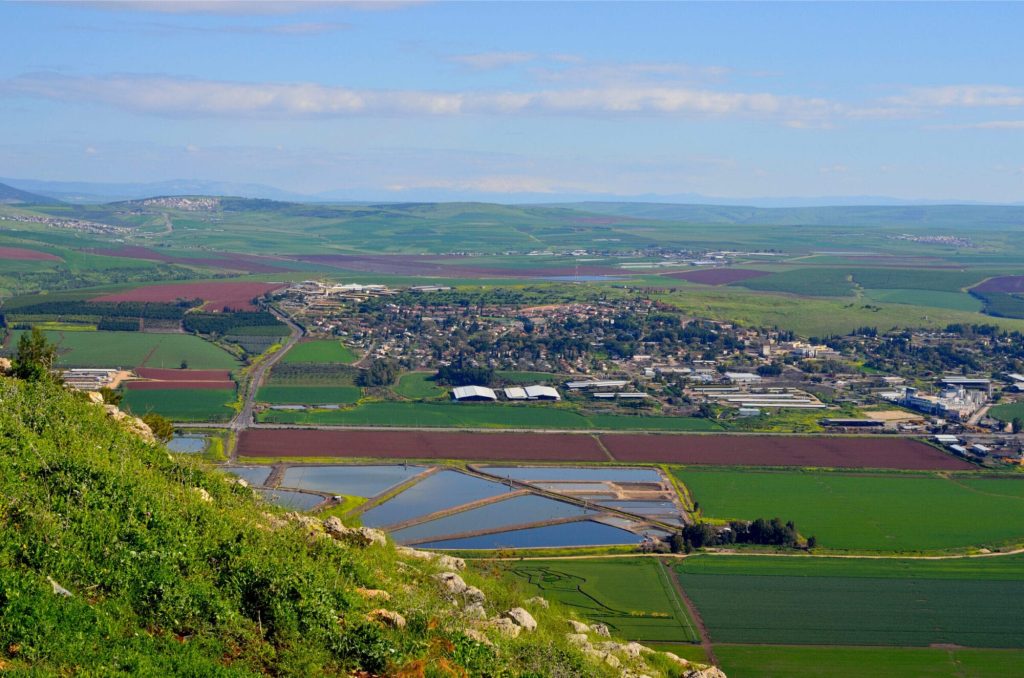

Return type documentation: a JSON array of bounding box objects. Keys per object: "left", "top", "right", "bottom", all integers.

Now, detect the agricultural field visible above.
[
  {"left": 93, "top": 281, "right": 285, "bottom": 311},
  {"left": 236, "top": 429, "right": 610, "bottom": 462},
  {"left": 674, "top": 555, "right": 1024, "bottom": 648},
  {"left": 990, "top": 400, "right": 1024, "bottom": 423},
  {"left": 602, "top": 434, "right": 971, "bottom": 470},
  {"left": 676, "top": 469, "right": 1024, "bottom": 552},
  {"left": 861, "top": 288, "right": 983, "bottom": 312},
  {"left": 715, "top": 645, "right": 1024, "bottom": 678},
  {"left": 2, "top": 329, "right": 239, "bottom": 369},
  {"left": 392, "top": 371, "right": 445, "bottom": 399},
  {"left": 502, "top": 558, "right": 701, "bottom": 643},
  {"left": 121, "top": 387, "right": 236, "bottom": 422},
  {"left": 257, "top": 401, "right": 720, "bottom": 431},
  {"left": 281, "top": 339, "right": 358, "bottom": 364},
  {"left": 257, "top": 385, "right": 361, "bottom": 404}
]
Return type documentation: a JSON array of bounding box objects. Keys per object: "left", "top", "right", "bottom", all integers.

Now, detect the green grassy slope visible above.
[{"left": 0, "top": 376, "right": 688, "bottom": 676}]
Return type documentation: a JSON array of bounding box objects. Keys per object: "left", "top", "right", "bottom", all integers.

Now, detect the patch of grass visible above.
[
  {"left": 392, "top": 371, "right": 445, "bottom": 399},
  {"left": 499, "top": 558, "right": 701, "bottom": 643},
  {"left": 257, "top": 385, "right": 362, "bottom": 405},
  {"left": 675, "top": 554, "right": 1024, "bottom": 647},
  {"left": 676, "top": 469, "right": 1024, "bottom": 552},
  {"left": 990, "top": 400, "right": 1024, "bottom": 423},
  {"left": 3, "top": 329, "right": 239, "bottom": 370},
  {"left": 862, "top": 288, "right": 984, "bottom": 312},
  {"left": 122, "top": 388, "right": 237, "bottom": 422},
  {"left": 283, "top": 339, "right": 358, "bottom": 364},
  {"left": 715, "top": 645, "right": 1024, "bottom": 678}
]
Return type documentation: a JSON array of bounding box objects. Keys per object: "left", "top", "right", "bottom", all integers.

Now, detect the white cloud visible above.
[
  {"left": 885, "top": 85, "right": 1024, "bottom": 109},
  {"left": 447, "top": 52, "right": 536, "bottom": 70},
  {"left": 942, "top": 120, "right": 1024, "bottom": 130},
  {"left": 1, "top": 72, "right": 840, "bottom": 123}
]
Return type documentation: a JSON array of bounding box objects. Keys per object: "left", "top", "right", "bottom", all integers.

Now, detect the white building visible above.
[
  {"left": 725, "top": 372, "right": 762, "bottom": 385},
  {"left": 451, "top": 385, "right": 498, "bottom": 401},
  {"left": 503, "top": 387, "right": 528, "bottom": 400},
  {"left": 524, "top": 385, "right": 561, "bottom": 401}
]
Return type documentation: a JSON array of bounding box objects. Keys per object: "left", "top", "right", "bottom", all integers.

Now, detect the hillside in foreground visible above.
[{"left": 0, "top": 374, "right": 719, "bottom": 677}]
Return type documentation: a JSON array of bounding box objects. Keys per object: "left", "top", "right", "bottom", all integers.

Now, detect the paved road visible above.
[{"left": 228, "top": 307, "right": 303, "bottom": 446}]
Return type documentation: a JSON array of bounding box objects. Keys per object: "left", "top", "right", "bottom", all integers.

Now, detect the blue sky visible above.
[{"left": 2, "top": 0, "right": 1024, "bottom": 202}]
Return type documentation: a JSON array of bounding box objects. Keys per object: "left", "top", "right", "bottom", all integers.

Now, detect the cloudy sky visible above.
[{"left": 2, "top": 1, "right": 1024, "bottom": 202}]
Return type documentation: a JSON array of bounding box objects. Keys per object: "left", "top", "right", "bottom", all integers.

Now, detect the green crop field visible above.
[
  {"left": 282, "top": 339, "right": 358, "bottom": 364},
  {"left": 990, "top": 401, "right": 1024, "bottom": 423},
  {"left": 257, "top": 385, "right": 361, "bottom": 404},
  {"left": 676, "top": 469, "right": 1024, "bottom": 552},
  {"left": 862, "top": 288, "right": 984, "bottom": 312},
  {"left": 733, "top": 269, "right": 856, "bottom": 297},
  {"left": 258, "top": 401, "right": 721, "bottom": 431},
  {"left": 675, "top": 555, "right": 1024, "bottom": 648},
  {"left": 503, "top": 558, "right": 700, "bottom": 643},
  {"left": 121, "top": 388, "right": 236, "bottom": 422},
  {"left": 715, "top": 645, "right": 1024, "bottom": 678},
  {"left": 4, "top": 330, "right": 240, "bottom": 370},
  {"left": 392, "top": 371, "right": 445, "bottom": 399}
]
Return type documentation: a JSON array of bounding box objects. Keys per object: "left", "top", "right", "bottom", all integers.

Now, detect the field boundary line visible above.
[
  {"left": 660, "top": 559, "right": 717, "bottom": 666},
  {"left": 652, "top": 557, "right": 699, "bottom": 644},
  {"left": 594, "top": 434, "right": 614, "bottom": 461}
]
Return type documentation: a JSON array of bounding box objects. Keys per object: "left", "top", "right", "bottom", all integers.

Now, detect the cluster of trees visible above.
[
  {"left": 357, "top": 359, "right": 398, "bottom": 387},
  {"left": 97, "top": 317, "right": 141, "bottom": 331},
  {"left": 670, "top": 517, "right": 808, "bottom": 552},
  {"left": 435, "top": 360, "right": 495, "bottom": 387},
  {"left": 183, "top": 311, "right": 284, "bottom": 335}
]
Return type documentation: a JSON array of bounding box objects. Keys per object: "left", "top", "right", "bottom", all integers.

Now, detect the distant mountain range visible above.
[
  {"left": 1, "top": 176, "right": 1021, "bottom": 209},
  {"left": 0, "top": 181, "right": 64, "bottom": 206}
]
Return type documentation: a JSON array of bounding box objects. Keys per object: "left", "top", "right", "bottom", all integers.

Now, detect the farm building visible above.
[
  {"left": 565, "top": 380, "right": 630, "bottom": 390},
  {"left": 503, "top": 387, "right": 528, "bottom": 400},
  {"left": 725, "top": 372, "right": 762, "bottom": 384},
  {"left": 524, "top": 385, "right": 561, "bottom": 401},
  {"left": 822, "top": 418, "right": 885, "bottom": 429},
  {"left": 451, "top": 385, "right": 498, "bottom": 402},
  {"left": 939, "top": 376, "right": 991, "bottom": 391},
  {"left": 61, "top": 368, "right": 119, "bottom": 391}
]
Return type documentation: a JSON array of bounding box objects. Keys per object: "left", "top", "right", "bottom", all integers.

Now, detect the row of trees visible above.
[{"left": 669, "top": 517, "right": 810, "bottom": 552}]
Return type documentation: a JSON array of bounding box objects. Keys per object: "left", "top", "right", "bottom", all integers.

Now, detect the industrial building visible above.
[{"left": 451, "top": 385, "right": 498, "bottom": 401}]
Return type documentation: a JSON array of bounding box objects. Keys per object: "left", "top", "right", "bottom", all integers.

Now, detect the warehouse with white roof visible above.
[{"left": 451, "top": 385, "right": 498, "bottom": 401}]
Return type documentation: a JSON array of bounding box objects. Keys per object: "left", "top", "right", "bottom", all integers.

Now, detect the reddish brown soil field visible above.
[
  {"left": 90, "top": 246, "right": 298, "bottom": 274},
  {"left": 973, "top": 276, "right": 1024, "bottom": 293},
  {"left": 600, "top": 434, "right": 973, "bottom": 470},
  {"left": 666, "top": 268, "right": 770, "bottom": 285},
  {"left": 0, "top": 246, "right": 61, "bottom": 261},
  {"left": 93, "top": 282, "right": 285, "bottom": 311},
  {"left": 125, "top": 380, "right": 235, "bottom": 390},
  {"left": 135, "top": 367, "right": 232, "bottom": 381},
  {"left": 237, "top": 429, "right": 609, "bottom": 462}
]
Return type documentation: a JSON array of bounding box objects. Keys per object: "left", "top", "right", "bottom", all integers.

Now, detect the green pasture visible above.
[
  {"left": 676, "top": 469, "right": 1024, "bottom": 552},
  {"left": 392, "top": 371, "right": 445, "bottom": 399},
  {"left": 675, "top": 555, "right": 1024, "bottom": 647},
  {"left": 654, "top": 286, "right": 1024, "bottom": 336},
  {"left": 121, "top": 388, "right": 236, "bottom": 422},
  {"left": 990, "top": 401, "right": 1024, "bottom": 423},
  {"left": 715, "top": 645, "right": 1024, "bottom": 678},
  {"left": 503, "top": 558, "right": 700, "bottom": 643},
  {"left": 4, "top": 330, "right": 240, "bottom": 369},
  {"left": 282, "top": 339, "right": 358, "bottom": 364},
  {"left": 258, "top": 400, "right": 721, "bottom": 431},
  {"left": 257, "top": 385, "right": 361, "bottom": 404},
  {"left": 862, "top": 288, "right": 983, "bottom": 312}
]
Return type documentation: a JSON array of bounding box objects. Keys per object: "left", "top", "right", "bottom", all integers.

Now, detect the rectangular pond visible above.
[
  {"left": 360, "top": 470, "right": 508, "bottom": 528},
  {"left": 221, "top": 465, "right": 272, "bottom": 487},
  {"left": 417, "top": 520, "right": 644, "bottom": 550},
  {"left": 391, "top": 493, "right": 595, "bottom": 544},
  {"left": 281, "top": 465, "right": 427, "bottom": 498},
  {"left": 480, "top": 466, "right": 663, "bottom": 483},
  {"left": 167, "top": 435, "right": 207, "bottom": 454}
]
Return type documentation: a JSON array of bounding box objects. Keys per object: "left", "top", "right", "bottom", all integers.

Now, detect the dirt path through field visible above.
[{"left": 660, "top": 559, "right": 717, "bottom": 666}]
